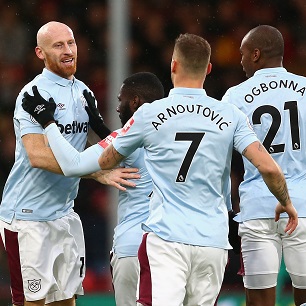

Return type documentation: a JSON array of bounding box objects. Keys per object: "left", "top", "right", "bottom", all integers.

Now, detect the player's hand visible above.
[
  {"left": 22, "top": 86, "right": 56, "bottom": 128},
  {"left": 90, "top": 167, "right": 140, "bottom": 191},
  {"left": 83, "top": 89, "right": 111, "bottom": 139},
  {"left": 228, "top": 210, "right": 241, "bottom": 254},
  {"left": 275, "top": 202, "right": 298, "bottom": 235}
]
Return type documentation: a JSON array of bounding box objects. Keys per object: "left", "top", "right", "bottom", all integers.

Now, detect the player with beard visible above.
[
  {"left": 97, "top": 33, "right": 298, "bottom": 306},
  {"left": 0, "top": 21, "right": 139, "bottom": 306},
  {"left": 21, "top": 72, "right": 165, "bottom": 306}
]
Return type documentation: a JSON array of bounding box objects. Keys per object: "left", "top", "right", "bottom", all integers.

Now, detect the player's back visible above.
[
  {"left": 115, "top": 87, "right": 257, "bottom": 248},
  {"left": 222, "top": 67, "right": 306, "bottom": 220}
]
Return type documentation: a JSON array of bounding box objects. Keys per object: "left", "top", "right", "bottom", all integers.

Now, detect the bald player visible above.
[
  {"left": 222, "top": 25, "right": 306, "bottom": 306},
  {"left": 0, "top": 21, "right": 138, "bottom": 306}
]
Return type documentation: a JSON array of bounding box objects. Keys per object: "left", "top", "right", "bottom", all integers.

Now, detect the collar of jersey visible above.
[
  {"left": 169, "top": 87, "right": 207, "bottom": 96},
  {"left": 253, "top": 67, "right": 287, "bottom": 76},
  {"left": 42, "top": 68, "right": 74, "bottom": 87}
]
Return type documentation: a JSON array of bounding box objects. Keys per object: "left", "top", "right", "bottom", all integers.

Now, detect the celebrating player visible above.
[
  {"left": 21, "top": 72, "right": 164, "bottom": 306},
  {"left": 0, "top": 21, "right": 138, "bottom": 306},
  {"left": 222, "top": 25, "right": 306, "bottom": 306},
  {"left": 98, "top": 33, "right": 298, "bottom": 306}
]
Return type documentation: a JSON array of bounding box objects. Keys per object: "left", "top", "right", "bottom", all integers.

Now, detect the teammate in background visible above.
[
  {"left": 221, "top": 25, "right": 306, "bottom": 306},
  {"left": 97, "top": 33, "right": 298, "bottom": 306},
  {"left": 0, "top": 21, "right": 138, "bottom": 306},
  {"left": 21, "top": 72, "right": 165, "bottom": 306}
]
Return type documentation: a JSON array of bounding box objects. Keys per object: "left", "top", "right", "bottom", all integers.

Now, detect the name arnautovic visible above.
[
  {"left": 244, "top": 79, "right": 306, "bottom": 103},
  {"left": 152, "top": 104, "right": 230, "bottom": 131}
]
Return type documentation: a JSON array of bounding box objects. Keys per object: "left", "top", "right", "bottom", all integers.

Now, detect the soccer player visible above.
[
  {"left": 0, "top": 21, "right": 137, "bottom": 306},
  {"left": 21, "top": 72, "right": 164, "bottom": 306},
  {"left": 221, "top": 25, "right": 306, "bottom": 306},
  {"left": 97, "top": 33, "right": 298, "bottom": 306}
]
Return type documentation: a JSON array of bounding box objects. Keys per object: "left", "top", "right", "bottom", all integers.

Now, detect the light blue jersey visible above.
[
  {"left": 113, "top": 88, "right": 258, "bottom": 249},
  {"left": 42, "top": 125, "right": 151, "bottom": 258},
  {"left": 111, "top": 137, "right": 151, "bottom": 258},
  {"left": 98, "top": 131, "right": 152, "bottom": 258},
  {"left": 222, "top": 67, "right": 306, "bottom": 221},
  {"left": 0, "top": 68, "right": 90, "bottom": 223}
]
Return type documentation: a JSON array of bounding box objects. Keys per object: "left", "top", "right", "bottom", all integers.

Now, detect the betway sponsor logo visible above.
[{"left": 56, "top": 120, "right": 89, "bottom": 134}]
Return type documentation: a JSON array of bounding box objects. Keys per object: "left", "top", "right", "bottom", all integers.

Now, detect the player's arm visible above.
[
  {"left": 83, "top": 89, "right": 111, "bottom": 142},
  {"left": 22, "top": 133, "right": 64, "bottom": 174},
  {"left": 22, "top": 86, "right": 140, "bottom": 190},
  {"left": 98, "top": 110, "right": 144, "bottom": 170},
  {"left": 44, "top": 123, "right": 102, "bottom": 176},
  {"left": 98, "top": 143, "right": 125, "bottom": 170},
  {"left": 84, "top": 168, "right": 139, "bottom": 191},
  {"left": 242, "top": 141, "right": 298, "bottom": 234},
  {"left": 44, "top": 123, "right": 139, "bottom": 190}
]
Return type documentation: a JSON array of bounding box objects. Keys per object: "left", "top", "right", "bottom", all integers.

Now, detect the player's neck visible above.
[{"left": 173, "top": 78, "right": 205, "bottom": 89}]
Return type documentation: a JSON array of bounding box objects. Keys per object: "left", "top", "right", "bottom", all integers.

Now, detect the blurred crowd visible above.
[{"left": 0, "top": 0, "right": 306, "bottom": 299}]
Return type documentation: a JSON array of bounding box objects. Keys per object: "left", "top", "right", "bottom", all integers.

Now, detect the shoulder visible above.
[
  {"left": 16, "top": 74, "right": 50, "bottom": 103},
  {"left": 74, "top": 78, "right": 90, "bottom": 90},
  {"left": 286, "top": 70, "right": 306, "bottom": 81},
  {"left": 224, "top": 79, "right": 251, "bottom": 96}
]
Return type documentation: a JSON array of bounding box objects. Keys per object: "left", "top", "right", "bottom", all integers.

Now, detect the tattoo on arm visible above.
[
  {"left": 257, "top": 142, "right": 264, "bottom": 151},
  {"left": 100, "top": 145, "right": 124, "bottom": 169},
  {"left": 242, "top": 141, "right": 290, "bottom": 206},
  {"left": 242, "top": 142, "right": 265, "bottom": 168},
  {"left": 272, "top": 176, "right": 290, "bottom": 205},
  {"left": 111, "top": 146, "right": 124, "bottom": 164}
]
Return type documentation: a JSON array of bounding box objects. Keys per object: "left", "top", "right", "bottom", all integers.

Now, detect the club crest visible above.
[{"left": 28, "top": 279, "right": 41, "bottom": 293}]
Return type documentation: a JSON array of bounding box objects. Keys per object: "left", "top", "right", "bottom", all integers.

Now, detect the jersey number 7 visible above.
[{"left": 175, "top": 132, "right": 205, "bottom": 183}]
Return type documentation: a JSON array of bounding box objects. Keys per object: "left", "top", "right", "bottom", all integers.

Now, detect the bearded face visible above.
[
  {"left": 117, "top": 85, "right": 134, "bottom": 127},
  {"left": 36, "top": 23, "right": 78, "bottom": 80},
  {"left": 43, "top": 47, "right": 77, "bottom": 79}
]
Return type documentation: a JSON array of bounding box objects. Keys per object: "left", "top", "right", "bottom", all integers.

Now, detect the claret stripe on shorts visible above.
[
  {"left": 137, "top": 233, "right": 152, "bottom": 306},
  {"left": 4, "top": 229, "right": 24, "bottom": 306}
]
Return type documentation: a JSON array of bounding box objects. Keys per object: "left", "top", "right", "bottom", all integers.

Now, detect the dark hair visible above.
[
  {"left": 247, "top": 25, "right": 284, "bottom": 59},
  {"left": 174, "top": 33, "right": 211, "bottom": 75},
  {"left": 122, "top": 72, "right": 164, "bottom": 103}
]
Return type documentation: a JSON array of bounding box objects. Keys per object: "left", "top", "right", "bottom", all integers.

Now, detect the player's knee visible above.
[
  {"left": 243, "top": 273, "right": 277, "bottom": 289},
  {"left": 291, "top": 273, "right": 306, "bottom": 289}
]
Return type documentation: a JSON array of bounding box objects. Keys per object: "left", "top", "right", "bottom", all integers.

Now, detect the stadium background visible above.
[{"left": 0, "top": 0, "right": 305, "bottom": 305}]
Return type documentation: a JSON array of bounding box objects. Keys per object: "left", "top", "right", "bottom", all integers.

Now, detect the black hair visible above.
[{"left": 122, "top": 72, "right": 164, "bottom": 103}]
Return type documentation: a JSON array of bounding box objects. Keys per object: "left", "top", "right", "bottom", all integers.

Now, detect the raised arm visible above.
[{"left": 242, "top": 141, "right": 298, "bottom": 234}]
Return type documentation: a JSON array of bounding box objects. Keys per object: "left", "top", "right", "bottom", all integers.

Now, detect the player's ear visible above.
[
  {"left": 130, "top": 96, "right": 141, "bottom": 111},
  {"left": 171, "top": 59, "right": 177, "bottom": 73},
  {"left": 253, "top": 48, "right": 260, "bottom": 62},
  {"left": 35, "top": 46, "right": 45, "bottom": 61},
  {"left": 206, "top": 62, "right": 212, "bottom": 75}
]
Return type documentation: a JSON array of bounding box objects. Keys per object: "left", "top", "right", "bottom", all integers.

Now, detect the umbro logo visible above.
[
  {"left": 30, "top": 116, "right": 38, "bottom": 124},
  {"left": 57, "top": 103, "right": 66, "bottom": 110},
  {"left": 34, "top": 104, "right": 45, "bottom": 115}
]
